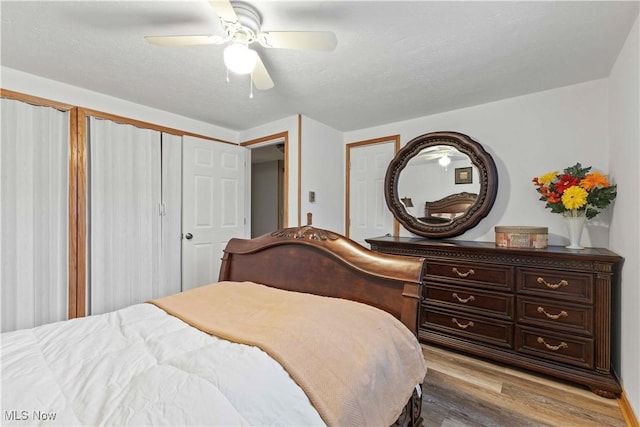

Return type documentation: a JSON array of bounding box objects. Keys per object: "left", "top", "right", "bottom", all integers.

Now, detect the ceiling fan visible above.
[
  {"left": 417, "top": 146, "right": 466, "bottom": 167},
  {"left": 145, "top": 0, "right": 337, "bottom": 93}
]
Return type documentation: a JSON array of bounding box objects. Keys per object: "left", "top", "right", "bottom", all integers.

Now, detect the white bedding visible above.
[{"left": 1, "top": 303, "right": 325, "bottom": 426}]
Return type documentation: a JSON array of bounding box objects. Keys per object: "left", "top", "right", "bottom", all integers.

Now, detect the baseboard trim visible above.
[{"left": 620, "top": 391, "right": 639, "bottom": 427}]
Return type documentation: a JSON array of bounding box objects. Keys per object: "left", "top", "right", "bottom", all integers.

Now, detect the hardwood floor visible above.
[{"left": 420, "top": 344, "right": 627, "bottom": 427}]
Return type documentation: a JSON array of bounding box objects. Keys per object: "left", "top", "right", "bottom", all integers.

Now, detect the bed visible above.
[
  {"left": 419, "top": 192, "right": 477, "bottom": 224},
  {"left": 1, "top": 226, "right": 427, "bottom": 427}
]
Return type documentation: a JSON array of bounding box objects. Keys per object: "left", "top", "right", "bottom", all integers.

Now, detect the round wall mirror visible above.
[{"left": 384, "top": 131, "right": 498, "bottom": 238}]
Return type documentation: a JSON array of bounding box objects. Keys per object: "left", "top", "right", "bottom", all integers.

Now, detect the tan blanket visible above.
[{"left": 150, "top": 281, "right": 427, "bottom": 427}]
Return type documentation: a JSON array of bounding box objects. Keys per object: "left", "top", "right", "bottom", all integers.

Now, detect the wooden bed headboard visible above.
[
  {"left": 219, "top": 226, "right": 426, "bottom": 336},
  {"left": 424, "top": 192, "right": 478, "bottom": 218}
]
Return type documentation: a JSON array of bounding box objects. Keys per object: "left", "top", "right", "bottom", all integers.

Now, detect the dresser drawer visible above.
[
  {"left": 517, "top": 268, "right": 593, "bottom": 303},
  {"left": 421, "top": 307, "right": 514, "bottom": 349},
  {"left": 515, "top": 326, "right": 594, "bottom": 369},
  {"left": 517, "top": 297, "right": 593, "bottom": 336},
  {"left": 426, "top": 261, "right": 514, "bottom": 291},
  {"left": 424, "top": 283, "right": 513, "bottom": 320}
]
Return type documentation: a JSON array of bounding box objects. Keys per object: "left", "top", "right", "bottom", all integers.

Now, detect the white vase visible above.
[{"left": 565, "top": 213, "right": 586, "bottom": 249}]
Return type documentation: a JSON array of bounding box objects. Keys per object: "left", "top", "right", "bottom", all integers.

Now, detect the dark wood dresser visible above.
[{"left": 366, "top": 236, "right": 622, "bottom": 398}]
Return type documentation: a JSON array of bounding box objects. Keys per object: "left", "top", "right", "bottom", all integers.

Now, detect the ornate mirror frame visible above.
[{"left": 384, "top": 131, "right": 498, "bottom": 238}]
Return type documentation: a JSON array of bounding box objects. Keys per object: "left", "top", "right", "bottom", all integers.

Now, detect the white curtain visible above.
[
  {"left": 88, "top": 118, "right": 181, "bottom": 315},
  {"left": 1, "top": 98, "right": 69, "bottom": 332},
  {"left": 160, "top": 133, "right": 182, "bottom": 297},
  {"left": 88, "top": 118, "right": 161, "bottom": 315}
]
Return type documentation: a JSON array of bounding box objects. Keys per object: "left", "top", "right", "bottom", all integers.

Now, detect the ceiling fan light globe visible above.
[
  {"left": 224, "top": 43, "right": 258, "bottom": 75},
  {"left": 438, "top": 154, "right": 451, "bottom": 167}
]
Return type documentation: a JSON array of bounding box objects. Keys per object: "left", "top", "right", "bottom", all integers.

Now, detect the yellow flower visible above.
[
  {"left": 561, "top": 186, "right": 588, "bottom": 210},
  {"left": 539, "top": 171, "right": 559, "bottom": 185},
  {"left": 580, "top": 172, "right": 610, "bottom": 190}
]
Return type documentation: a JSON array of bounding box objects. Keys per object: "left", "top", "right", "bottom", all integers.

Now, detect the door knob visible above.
[{"left": 185, "top": 233, "right": 193, "bottom": 240}]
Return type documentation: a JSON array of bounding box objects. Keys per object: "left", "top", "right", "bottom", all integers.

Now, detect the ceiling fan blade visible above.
[
  {"left": 209, "top": 0, "right": 238, "bottom": 23},
  {"left": 261, "top": 31, "right": 337, "bottom": 51},
  {"left": 145, "top": 35, "right": 224, "bottom": 46},
  {"left": 252, "top": 54, "right": 274, "bottom": 90}
]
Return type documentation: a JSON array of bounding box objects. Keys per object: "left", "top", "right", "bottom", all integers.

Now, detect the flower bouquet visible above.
[{"left": 532, "top": 163, "right": 617, "bottom": 219}]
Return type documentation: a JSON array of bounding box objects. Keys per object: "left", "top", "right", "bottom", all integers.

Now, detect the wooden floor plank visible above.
[
  {"left": 423, "top": 369, "right": 552, "bottom": 427},
  {"left": 420, "top": 344, "right": 627, "bottom": 427}
]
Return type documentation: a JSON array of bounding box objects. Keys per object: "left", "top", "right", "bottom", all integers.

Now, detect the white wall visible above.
[
  {"left": 300, "top": 116, "right": 344, "bottom": 233},
  {"left": 608, "top": 16, "right": 640, "bottom": 419},
  {"left": 344, "top": 79, "right": 611, "bottom": 247},
  {"left": 1, "top": 67, "right": 238, "bottom": 142}
]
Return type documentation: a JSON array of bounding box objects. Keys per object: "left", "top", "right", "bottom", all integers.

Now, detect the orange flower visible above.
[
  {"left": 580, "top": 172, "right": 610, "bottom": 190},
  {"left": 546, "top": 192, "right": 561, "bottom": 203}
]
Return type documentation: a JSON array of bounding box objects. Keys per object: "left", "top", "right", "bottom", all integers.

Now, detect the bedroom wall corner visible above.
[{"left": 607, "top": 14, "right": 640, "bottom": 423}]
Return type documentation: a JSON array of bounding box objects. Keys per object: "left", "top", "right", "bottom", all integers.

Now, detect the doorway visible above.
[{"left": 250, "top": 143, "right": 285, "bottom": 237}]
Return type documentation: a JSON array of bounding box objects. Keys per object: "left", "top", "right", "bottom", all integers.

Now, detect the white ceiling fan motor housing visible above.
[{"left": 227, "top": 2, "right": 262, "bottom": 43}]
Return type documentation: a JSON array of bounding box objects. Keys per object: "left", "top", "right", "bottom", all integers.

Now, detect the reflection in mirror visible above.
[
  {"left": 421, "top": 192, "right": 478, "bottom": 224},
  {"left": 398, "top": 145, "right": 480, "bottom": 223},
  {"left": 384, "top": 131, "right": 498, "bottom": 238}
]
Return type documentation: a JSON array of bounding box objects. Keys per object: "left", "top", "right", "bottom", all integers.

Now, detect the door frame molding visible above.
[{"left": 345, "top": 135, "right": 401, "bottom": 238}]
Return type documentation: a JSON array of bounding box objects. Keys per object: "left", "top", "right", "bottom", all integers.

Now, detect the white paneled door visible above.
[
  {"left": 348, "top": 142, "right": 395, "bottom": 247},
  {"left": 182, "top": 136, "right": 248, "bottom": 291}
]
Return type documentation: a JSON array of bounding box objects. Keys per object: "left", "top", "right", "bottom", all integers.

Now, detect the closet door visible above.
[
  {"left": 348, "top": 141, "right": 395, "bottom": 247},
  {"left": 181, "top": 136, "right": 247, "bottom": 290},
  {"left": 1, "top": 98, "right": 69, "bottom": 332},
  {"left": 88, "top": 117, "right": 162, "bottom": 315}
]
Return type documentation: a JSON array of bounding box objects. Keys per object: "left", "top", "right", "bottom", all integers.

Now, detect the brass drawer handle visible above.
[
  {"left": 537, "top": 277, "right": 569, "bottom": 289},
  {"left": 537, "top": 337, "right": 568, "bottom": 351},
  {"left": 452, "top": 267, "right": 475, "bottom": 278},
  {"left": 537, "top": 306, "right": 569, "bottom": 320},
  {"left": 452, "top": 293, "right": 475, "bottom": 304},
  {"left": 451, "top": 318, "right": 474, "bottom": 329}
]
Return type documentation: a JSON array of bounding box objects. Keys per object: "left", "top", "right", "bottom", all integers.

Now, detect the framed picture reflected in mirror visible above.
[{"left": 455, "top": 167, "right": 473, "bottom": 184}]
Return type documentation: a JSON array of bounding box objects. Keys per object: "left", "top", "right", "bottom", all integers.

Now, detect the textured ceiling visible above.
[{"left": 1, "top": 1, "right": 638, "bottom": 132}]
